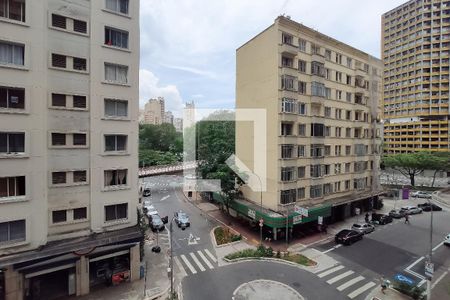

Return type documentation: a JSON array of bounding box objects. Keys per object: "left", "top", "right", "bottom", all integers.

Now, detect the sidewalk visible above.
[{"left": 364, "top": 287, "right": 412, "bottom": 300}]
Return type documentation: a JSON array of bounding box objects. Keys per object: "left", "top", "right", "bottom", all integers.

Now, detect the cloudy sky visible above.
[{"left": 139, "top": 0, "right": 406, "bottom": 117}]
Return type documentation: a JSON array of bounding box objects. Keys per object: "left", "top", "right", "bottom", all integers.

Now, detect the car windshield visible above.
[
  {"left": 153, "top": 216, "right": 162, "bottom": 224},
  {"left": 353, "top": 224, "right": 361, "bottom": 228}
]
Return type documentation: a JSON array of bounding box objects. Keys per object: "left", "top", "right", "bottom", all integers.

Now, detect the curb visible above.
[
  {"left": 223, "top": 256, "right": 317, "bottom": 271},
  {"left": 145, "top": 284, "right": 170, "bottom": 300}
]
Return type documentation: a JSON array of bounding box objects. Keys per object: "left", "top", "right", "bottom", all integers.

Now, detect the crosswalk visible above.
[
  {"left": 174, "top": 248, "right": 218, "bottom": 276},
  {"left": 315, "top": 264, "right": 377, "bottom": 299}
]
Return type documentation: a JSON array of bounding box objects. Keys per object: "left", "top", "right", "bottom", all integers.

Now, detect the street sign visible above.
[
  {"left": 394, "top": 274, "right": 414, "bottom": 286},
  {"left": 294, "top": 206, "right": 308, "bottom": 217},
  {"left": 248, "top": 209, "right": 256, "bottom": 220},
  {"left": 425, "top": 262, "right": 434, "bottom": 279},
  {"left": 293, "top": 215, "right": 302, "bottom": 224},
  {"left": 318, "top": 216, "right": 323, "bottom": 225}
]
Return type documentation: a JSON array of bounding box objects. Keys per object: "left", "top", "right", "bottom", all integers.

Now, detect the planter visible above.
[{"left": 211, "top": 226, "right": 243, "bottom": 247}]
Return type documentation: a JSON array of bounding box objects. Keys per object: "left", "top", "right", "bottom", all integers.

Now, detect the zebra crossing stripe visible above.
[
  {"left": 347, "top": 281, "right": 376, "bottom": 299},
  {"left": 174, "top": 256, "right": 188, "bottom": 277},
  {"left": 317, "top": 265, "right": 344, "bottom": 278},
  {"left": 326, "top": 270, "right": 355, "bottom": 284},
  {"left": 336, "top": 276, "right": 365, "bottom": 291},
  {"left": 181, "top": 254, "right": 197, "bottom": 274},
  {"left": 197, "top": 250, "right": 214, "bottom": 269},
  {"left": 204, "top": 249, "right": 217, "bottom": 262},
  {"left": 190, "top": 252, "right": 206, "bottom": 272}
]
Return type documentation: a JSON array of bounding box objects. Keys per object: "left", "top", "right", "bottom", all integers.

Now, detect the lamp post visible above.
[
  {"left": 426, "top": 197, "right": 434, "bottom": 300},
  {"left": 169, "top": 216, "right": 176, "bottom": 299}
]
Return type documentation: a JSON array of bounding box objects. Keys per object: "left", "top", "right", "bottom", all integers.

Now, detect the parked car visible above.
[
  {"left": 444, "top": 234, "right": 450, "bottom": 246},
  {"left": 417, "top": 203, "right": 442, "bottom": 212},
  {"left": 143, "top": 187, "right": 151, "bottom": 197},
  {"left": 400, "top": 206, "right": 423, "bottom": 215},
  {"left": 146, "top": 206, "right": 158, "bottom": 218},
  {"left": 143, "top": 201, "right": 155, "bottom": 213},
  {"left": 389, "top": 209, "right": 405, "bottom": 219},
  {"left": 149, "top": 214, "right": 168, "bottom": 232},
  {"left": 371, "top": 213, "right": 393, "bottom": 225},
  {"left": 351, "top": 223, "right": 375, "bottom": 234},
  {"left": 174, "top": 211, "right": 190, "bottom": 229},
  {"left": 411, "top": 191, "right": 432, "bottom": 199},
  {"left": 335, "top": 229, "right": 363, "bottom": 245}
]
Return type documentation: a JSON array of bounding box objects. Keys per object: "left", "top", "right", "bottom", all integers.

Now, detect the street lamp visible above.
[
  {"left": 426, "top": 197, "right": 434, "bottom": 300},
  {"left": 168, "top": 216, "right": 176, "bottom": 299}
]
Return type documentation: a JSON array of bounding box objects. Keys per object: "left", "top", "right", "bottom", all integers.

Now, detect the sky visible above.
[{"left": 139, "top": 0, "right": 407, "bottom": 117}]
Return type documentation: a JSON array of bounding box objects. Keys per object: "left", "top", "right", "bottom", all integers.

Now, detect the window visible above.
[
  {"left": 281, "top": 145, "right": 294, "bottom": 159},
  {"left": 0, "top": 220, "right": 25, "bottom": 244},
  {"left": 298, "top": 39, "right": 306, "bottom": 52},
  {"left": 73, "top": 170, "right": 87, "bottom": 183},
  {"left": 52, "top": 94, "right": 66, "bottom": 107},
  {"left": 336, "top": 90, "right": 342, "bottom": 100},
  {"left": 354, "top": 178, "right": 366, "bottom": 190},
  {"left": 51, "top": 133, "right": 66, "bottom": 146},
  {"left": 310, "top": 165, "right": 323, "bottom": 178},
  {"left": 280, "top": 189, "right": 296, "bottom": 204},
  {"left": 73, "top": 133, "right": 86, "bottom": 146},
  {"left": 74, "top": 207, "right": 87, "bottom": 220},
  {"left": 311, "top": 82, "right": 325, "bottom": 97},
  {"left": 345, "top": 145, "right": 351, "bottom": 155},
  {"left": 105, "top": 99, "right": 127, "bottom": 117},
  {"left": 105, "top": 63, "right": 128, "bottom": 84},
  {"left": 297, "top": 188, "right": 305, "bottom": 199},
  {"left": 281, "top": 56, "right": 293, "bottom": 68},
  {"left": 298, "top": 81, "right": 306, "bottom": 94},
  {"left": 105, "top": 27, "right": 129, "bottom": 49},
  {"left": 52, "top": 172, "right": 66, "bottom": 184},
  {"left": 73, "top": 95, "right": 87, "bottom": 108},
  {"left": 311, "top": 44, "right": 320, "bottom": 55},
  {"left": 323, "top": 183, "right": 333, "bottom": 195},
  {"left": 106, "top": 0, "right": 129, "bottom": 15},
  {"left": 325, "top": 49, "right": 331, "bottom": 60},
  {"left": 281, "top": 98, "right": 296, "bottom": 113},
  {"left": 335, "top": 109, "right": 341, "bottom": 119},
  {"left": 298, "top": 60, "right": 306, "bottom": 72},
  {"left": 346, "top": 57, "right": 352, "bottom": 68},
  {"left": 104, "top": 169, "right": 127, "bottom": 186},
  {"left": 310, "top": 144, "right": 324, "bottom": 157},
  {"left": 324, "top": 145, "right": 331, "bottom": 156},
  {"left": 52, "top": 210, "right": 67, "bottom": 223},
  {"left": 73, "top": 19, "right": 87, "bottom": 33},
  {"left": 324, "top": 126, "right": 330, "bottom": 137},
  {"left": 73, "top": 57, "right": 86, "bottom": 71},
  {"left": 0, "top": 41, "right": 24, "bottom": 66},
  {"left": 345, "top": 180, "right": 350, "bottom": 190},
  {"left": 0, "top": 176, "right": 25, "bottom": 198},
  {"left": 0, "top": 132, "right": 24, "bottom": 153},
  {"left": 324, "top": 107, "right": 331, "bottom": 117},
  {"left": 0, "top": 86, "right": 24, "bottom": 109},
  {"left": 346, "top": 75, "right": 352, "bottom": 85},
  {"left": 324, "top": 88, "right": 331, "bottom": 99},
  {"left": 355, "top": 144, "right": 366, "bottom": 156},
  {"left": 297, "top": 167, "right": 305, "bottom": 178},
  {"left": 346, "top": 92, "right": 352, "bottom": 102},
  {"left": 335, "top": 127, "right": 341, "bottom": 137},
  {"left": 52, "top": 54, "right": 66, "bottom": 68},
  {"left": 346, "top": 128, "right": 351, "bottom": 137},
  {"left": 297, "top": 145, "right": 305, "bottom": 157},
  {"left": 311, "top": 123, "right": 324, "bottom": 137},
  {"left": 310, "top": 185, "right": 323, "bottom": 198},
  {"left": 105, "top": 203, "right": 128, "bottom": 221},
  {"left": 345, "top": 163, "right": 351, "bottom": 173},
  {"left": 334, "top": 182, "right": 341, "bottom": 192},
  {"left": 335, "top": 145, "right": 341, "bottom": 156},
  {"left": 281, "top": 75, "right": 296, "bottom": 91},
  {"left": 298, "top": 124, "right": 306, "bottom": 136},
  {"left": 52, "top": 14, "right": 66, "bottom": 29},
  {"left": 311, "top": 61, "right": 325, "bottom": 77},
  {"left": 0, "top": 0, "right": 25, "bottom": 22},
  {"left": 282, "top": 33, "right": 293, "bottom": 45},
  {"left": 281, "top": 123, "right": 293, "bottom": 136},
  {"left": 346, "top": 110, "right": 352, "bottom": 120},
  {"left": 281, "top": 167, "right": 295, "bottom": 182},
  {"left": 335, "top": 71, "right": 342, "bottom": 82},
  {"left": 298, "top": 102, "right": 306, "bottom": 115},
  {"left": 335, "top": 164, "right": 341, "bottom": 174},
  {"left": 335, "top": 53, "right": 342, "bottom": 64},
  {"left": 105, "top": 135, "right": 127, "bottom": 151}
]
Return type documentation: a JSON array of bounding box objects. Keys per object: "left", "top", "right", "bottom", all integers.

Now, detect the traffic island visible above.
[
  {"left": 232, "top": 280, "right": 304, "bottom": 300},
  {"left": 212, "top": 226, "right": 242, "bottom": 246}
]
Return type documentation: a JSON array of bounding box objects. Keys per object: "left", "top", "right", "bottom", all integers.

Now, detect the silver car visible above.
[
  {"left": 351, "top": 223, "right": 375, "bottom": 234},
  {"left": 400, "top": 206, "right": 422, "bottom": 215}
]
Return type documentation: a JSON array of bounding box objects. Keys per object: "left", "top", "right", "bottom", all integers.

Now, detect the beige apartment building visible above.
[
  {"left": 0, "top": 1, "right": 141, "bottom": 299},
  {"left": 143, "top": 96, "right": 165, "bottom": 125},
  {"left": 234, "top": 16, "right": 383, "bottom": 240},
  {"left": 382, "top": 0, "right": 450, "bottom": 153}
]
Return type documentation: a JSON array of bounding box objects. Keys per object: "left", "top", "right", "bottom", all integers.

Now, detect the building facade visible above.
[
  {"left": 0, "top": 1, "right": 141, "bottom": 299},
  {"left": 184, "top": 101, "right": 195, "bottom": 128},
  {"left": 164, "top": 111, "right": 174, "bottom": 125},
  {"left": 382, "top": 0, "right": 450, "bottom": 153},
  {"left": 174, "top": 117, "right": 183, "bottom": 132},
  {"left": 143, "top": 97, "right": 165, "bottom": 125},
  {"left": 235, "top": 16, "right": 383, "bottom": 240}
]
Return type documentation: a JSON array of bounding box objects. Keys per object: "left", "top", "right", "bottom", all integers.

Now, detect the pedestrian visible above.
[
  {"left": 380, "top": 276, "right": 390, "bottom": 294},
  {"left": 404, "top": 214, "right": 410, "bottom": 224},
  {"left": 365, "top": 213, "right": 369, "bottom": 223}
]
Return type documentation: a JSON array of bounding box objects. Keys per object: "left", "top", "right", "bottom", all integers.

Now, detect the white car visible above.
[
  {"left": 351, "top": 223, "right": 375, "bottom": 234},
  {"left": 400, "top": 206, "right": 422, "bottom": 215},
  {"left": 444, "top": 234, "right": 450, "bottom": 246},
  {"left": 146, "top": 208, "right": 158, "bottom": 218},
  {"left": 411, "top": 191, "right": 432, "bottom": 199}
]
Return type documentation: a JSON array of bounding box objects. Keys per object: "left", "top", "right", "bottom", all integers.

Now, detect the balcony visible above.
[
  {"left": 311, "top": 53, "right": 325, "bottom": 64},
  {"left": 280, "top": 43, "right": 298, "bottom": 57}
]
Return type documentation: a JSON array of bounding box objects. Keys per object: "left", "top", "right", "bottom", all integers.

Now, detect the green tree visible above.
[
  {"left": 383, "top": 152, "right": 434, "bottom": 186},
  {"left": 429, "top": 152, "right": 450, "bottom": 187}
]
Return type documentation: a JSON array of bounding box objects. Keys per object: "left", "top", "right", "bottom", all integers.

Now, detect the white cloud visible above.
[{"left": 139, "top": 69, "right": 184, "bottom": 117}]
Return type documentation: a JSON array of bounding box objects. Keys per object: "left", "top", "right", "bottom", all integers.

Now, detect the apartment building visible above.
[
  {"left": 235, "top": 16, "right": 383, "bottom": 240},
  {"left": 0, "top": 1, "right": 141, "bottom": 299},
  {"left": 382, "top": 0, "right": 450, "bottom": 153},
  {"left": 143, "top": 97, "right": 165, "bottom": 125}
]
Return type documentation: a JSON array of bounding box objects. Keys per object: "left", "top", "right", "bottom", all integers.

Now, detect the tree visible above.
[
  {"left": 383, "top": 152, "right": 435, "bottom": 186},
  {"left": 428, "top": 152, "right": 450, "bottom": 187}
]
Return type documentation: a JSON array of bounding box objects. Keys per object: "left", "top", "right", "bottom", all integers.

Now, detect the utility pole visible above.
[
  {"left": 426, "top": 197, "right": 434, "bottom": 300},
  {"left": 285, "top": 204, "right": 290, "bottom": 245},
  {"left": 169, "top": 219, "right": 174, "bottom": 299}
]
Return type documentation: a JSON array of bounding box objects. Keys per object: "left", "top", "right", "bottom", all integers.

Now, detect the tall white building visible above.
[{"left": 0, "top": 1, "right": 141, "bottom": 299}]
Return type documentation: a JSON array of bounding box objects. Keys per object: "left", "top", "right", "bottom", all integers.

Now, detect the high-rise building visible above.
[
  {"left": 164, "top": 111, "right": 174, "bottom": 125},
  {"left": 0, "top": 1, "right": 141, "bottom": 298},
  {"left": 235, "top": 16, "right": 383, "bottom": 240},
  {"left": 184, "top": 101, "right": 195, "bottom": 128},
  {"left": 382, "top": 0, "right": 450, "bottom": 153},
  {"left": 143, "top": 97, "right": 165, "bottom": 125},
  {"left": 174, "top": 117, "right": 183, "bottom": 132}
]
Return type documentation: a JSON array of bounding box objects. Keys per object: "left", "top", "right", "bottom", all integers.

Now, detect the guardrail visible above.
[{"left": 138, "top": 161, "right": 198, "bottom": 177}]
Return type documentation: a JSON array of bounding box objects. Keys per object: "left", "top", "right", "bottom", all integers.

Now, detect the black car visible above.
[
  {"left": 418, "top": 203, "right": 442, "bottom": 212},
  {"left": 174, "top": 211, "right": 190, "bottom": 229},
  {"left": 389, "top": 209, "right": 405, "bottom": 219},
  {"left": 371, "top": 213, "right": 393, "bottom": 225},
  {"left": 149, "top": 214, "right": 168, "bottom": 232},
  {"left": 335, "top": 229, "right": 363, "bottom": 245},
  {"left": 143, "top": 187, "right": 151, "bottom": 197}
]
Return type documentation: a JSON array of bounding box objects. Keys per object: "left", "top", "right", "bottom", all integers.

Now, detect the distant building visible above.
[
  {"left": 164, "top": 111, "right": 174, "bottom": 125},
  {"left": 174, "top": 117, "right": 183, "bottom": 132},
  {"left": 143, "top": 97, "right": 165, "bottom": 125},
  {"left": 138, "top": 109, "right": 145, "bottom": 124},
  {"left": 184, "top": 101, "right": 195, "bottom": 128}
]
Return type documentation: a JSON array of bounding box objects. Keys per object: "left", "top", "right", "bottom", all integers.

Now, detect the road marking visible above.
[
  {"left": 204, "top": 249, "right": 217, "bottom": 263},
  {"left": 418, "top": 279, "right": 427, "bottom": 287},
  {"left": 322, "top": 244, "right": 342, "bottom": 254},
  {"left": 336, "top": 276, "right": 365, "bottom": 291},
  {"left": 326, "top": 270, "right": 355, "bottom": 284},
  {"left": 406, "top": 256, "right": 425, "bottom": 270},
  {"left": 190, "top": 252, "right": 206, "bottom": 272},
  {"left": 317, "top": 265, "right": 344, "bottom": 278},
  {"left": 404, "top": 268, "right": 426, "bottom": 280},
  {"left": 432, "top": 269, "right": 449, "bottom": 289},
  {"left": 174, "top": 256, "right": 188, "bottom": 277},
  {"left": 180, "top": 254, "right": 197, "bottom": 274},
  {"left": 197, "top": 250, "right": 214, "bottom": 269},
  {"left": 160, "top": 195, "right": 170, "bottom": 201},
  {"left": 347, "top": 281, "right": 376, "bottom": 299},
  {"left": 432, "top": 241, "right": 444, "bottom": 252}
]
